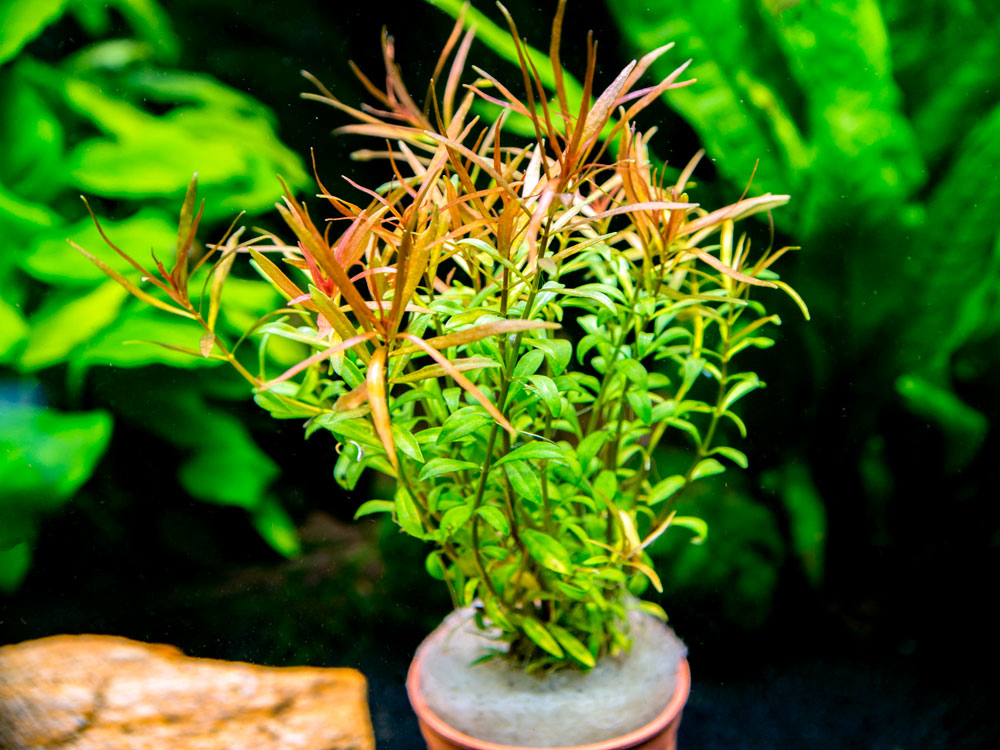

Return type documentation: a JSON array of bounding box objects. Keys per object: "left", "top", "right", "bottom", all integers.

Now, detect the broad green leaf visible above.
[
  {"left": 24, "top": 209, "right": 176, "bottom": 286},
  {"left": 18, "top": 281, "right": 128, "bottom": 370},
  {"left": 0, "top": 405, "right": 112, "bottom": 548},
  {"left": 765, "top": 0, "right": 924, "bottom": 232},
  {"left": 0, "top": 0, "right": 69, "bottom": 64},
  {"left": 418, "top": 457, "right": 480, "bottom": 481},
  {"left": 0, "top": 67, "right": 66, "bottom": 198},
  {"left": 548, "top": 624, "right": 596, "bottom": 668},
  {"left": 520, "top": 618, "right": 564, "bottom": 659},
  {"left": 354, "top": 499, "right": 395, "bottom": 519},
  {"left": 520, "top": 529, "right": 572, "bottom": 575},
  {"left": 513, "top": 349, "right": 545, "bottom": 379},
  {"left": 177, "top": 412, "right": 279, "bottom": 509},
  {"left": 494, "top": 441, "right": 565, "bottom": 467},
  {"left": 390, "top": 424, "right": 424, "bottom": 463}
]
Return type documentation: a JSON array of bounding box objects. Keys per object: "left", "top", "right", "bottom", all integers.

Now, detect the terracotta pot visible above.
[{"left": 406, "top": 629, "right": 691, "bottom": 750}]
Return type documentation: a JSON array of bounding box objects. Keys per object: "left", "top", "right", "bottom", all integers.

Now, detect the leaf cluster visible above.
[{"left": 78, "top": 1, "right": 802, "bottom": 670}]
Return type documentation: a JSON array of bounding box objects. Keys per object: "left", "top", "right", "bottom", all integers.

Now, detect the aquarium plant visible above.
[{"left": 78, "top": 1, "right": 805, "bottom": 671}]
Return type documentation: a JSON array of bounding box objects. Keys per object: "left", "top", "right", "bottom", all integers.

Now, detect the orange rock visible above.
[{"left": 0, "top": 634, "right": 374, "bottom": 750}]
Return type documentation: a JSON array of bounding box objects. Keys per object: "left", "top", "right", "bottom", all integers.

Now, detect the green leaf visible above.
[
  {"left": 527, "top": 374, "right": 561, "bottom": 417},
  {"left": 769, "top": 463, "right": 826, "bottom": 586},
  {"left": 494, "top": 441, "right": 565, "bottom": 467},
  {"left": 512, "top": 349, "right": 545, "bottom": 379},
  {"left": 711, "top": 446, "right": 749, "bottom": 469},
  {"left": 251, "top": 497, "right": 301, "bottom": 558},
  {"left": 503, "top": 460, "right": 542, "bottom": 503},
  {"left": 390, "top": 424, "right": 424, "bottom": 463},
  {"left": 691, "top": 458, "right": 726, "bottom": 481},
  {"left": 0, "top": 405, "right": 112, "bottom": 549},
  {"left": 520, "top": 618, "right": 565, "bottom": 659},
  {"left": 0, "top": 299, "right": 29, "bottom": 362},
  {"left": 395, "top": 487, "right": 426, "bottom": 539},
  {"left": 721, "top": 374, "right": 761, "bottom": 411},
  {"left": 425, "top": 550, "right": 446, "bottom": 580},
  {"left": 648, "top": 475, "right": 686, "bottom": 506},
  {"left": 437, "top": 406, "right": 492, "bottom": 443},
  {"left": 0, "top": 0, "right": 69, "bottom": 64},
  {"left": 476, "top": 505, "right": 510, "bottom": 536},
  {"left": 520, "top": 529, "right": 572, "bottom": 575},
  {"left": 548, "top": 624, "right": 596, "bottom": 668},
  {"left": 18, "top": 281, "right": 129, "bottom": 371},
  {"left": 635, "top": 600, "right": 669, "bottom": 621},
  {"left": 177, "top": 411, "right": 279, "bottom": 509},
  {"left": 440, "top": 503, "right": 473, "bottom": 538},
  {"left": 525, "top": 337, "right": 572, "bottom": 375},
  {"left": 24, "top": 209, "right": 176, "bottom": 286},
  {"left": 418, "top": 457, "right": 480, "bottom": 481},
  {"left": 354, "top": 499, "right": 395, "bottom": 519},
  {"left": 765, "top": 0, "right": 923, "bottom": 231},
  {"left": 672, "top": 516, "right": 709, "bottom": 545},
  {"left": 0, "top": 542, "right": 32, "bottom": 594},
  {"left": 896, "top": 374, "right": 988, "bottom": 470}
]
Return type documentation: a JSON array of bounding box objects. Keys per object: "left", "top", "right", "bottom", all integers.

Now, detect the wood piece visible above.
[{"left": 0, "top": 634, "right": 374, "bottom": 750}]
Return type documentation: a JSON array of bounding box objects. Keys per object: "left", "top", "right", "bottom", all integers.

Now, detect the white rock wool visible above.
[{"left": 416, "top": 607, "right": 686, "bottom": 747}]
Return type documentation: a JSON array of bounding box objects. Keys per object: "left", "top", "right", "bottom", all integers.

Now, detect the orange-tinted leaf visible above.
[
  {"left": 366, "top": 346, "right": 398, "bottom": 471},
  {"left": 397, "top": 333, "right": 515, "bottom": 437},
  {"left": 391, "top": 319, "right": 560, "bottom": 358}
]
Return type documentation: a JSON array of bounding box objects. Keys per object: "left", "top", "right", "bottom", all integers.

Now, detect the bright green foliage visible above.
[
  {"left": 608, "top": 0, "right": 1000, "bottom": 586},
  {"left": 0, "top": 0, "right": 306, "bottom": 590},
  {"left": 84, "top": 4, "right": 803, "bottom": 670}
]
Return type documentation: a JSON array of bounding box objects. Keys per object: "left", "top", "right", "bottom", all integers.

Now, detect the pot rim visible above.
[{"left": 406, "top": 626, "right": 691, "bottom": 750}]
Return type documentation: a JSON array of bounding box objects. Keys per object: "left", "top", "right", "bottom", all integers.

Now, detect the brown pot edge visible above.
[{"left": 406, "top": 623, "right": 692, "bottom": 750}]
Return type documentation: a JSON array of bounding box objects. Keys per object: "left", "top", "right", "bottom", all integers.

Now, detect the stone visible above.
[{"left": 0, "top": 634, "right": 373, "bottom": 750}]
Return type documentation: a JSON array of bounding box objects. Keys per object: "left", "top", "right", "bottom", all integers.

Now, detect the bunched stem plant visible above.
[{"left": 79, "top": 1, "right": 807, "bottom": 672}]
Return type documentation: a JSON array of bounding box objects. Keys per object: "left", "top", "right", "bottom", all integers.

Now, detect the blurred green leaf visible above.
[
  {"left": 883, "top": 0, "right": 1000, "bottom": 167},
  {"left": 0, "top": 0, "right": 69, "bottom": 65},
  {"left": 767, "top": 463, "right": 826, "bottom": 586},
  {"left": 765, "top": 0, "right": 924, "bottom": 231},
  {"left": 0, "top": 65, "right": 65, "bottom": 198},
  {"left": 23, "top": 209, "right": 176, "bottom": 286},
  {"left": 68, "top": 307, "right": 212, "bottom": 371},
  {"left": 19, "top": 281, "right": 129, "bottom": 371},
  {"left": 0, "top": 405, "right": 112, "bottom": 548},
  {"left": 896, "top": 375, "right": 988, "bottom": 471},
  {"left": 0, "top": 299, "right": 29, "bottom": 362},
  {"left": 0, "top": 542, "right": 32, "bottom": 594},
  {"left": 252, "top": 496, "right": 301, "bottom": 558}
]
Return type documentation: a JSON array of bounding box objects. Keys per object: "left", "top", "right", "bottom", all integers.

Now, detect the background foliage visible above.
[
  {"left": 2, "top": 0, "right": 997, "bottom": 675},
  {"left": 0, "top": 0, "right": 307, "bottom": 591}
]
